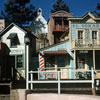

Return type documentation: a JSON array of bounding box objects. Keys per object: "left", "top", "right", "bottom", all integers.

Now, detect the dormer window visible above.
[{"left": 7, "top": 33, "right": 20, "bottom": 48}]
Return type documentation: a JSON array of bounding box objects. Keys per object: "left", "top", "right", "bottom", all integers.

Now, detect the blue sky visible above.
[{"left": 0, "top": 0, "right": 100, "bottom": 20}]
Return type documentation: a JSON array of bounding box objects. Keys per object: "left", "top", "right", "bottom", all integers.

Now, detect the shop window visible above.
[
  {"left": 10, "top": 55, "right": 23, "bottom": 69},
  {"left": 57, "top": 56, "right": 65, "bottom": 67},
  {"left": 17, "top": 55, "right": 23, "bottom": 68},
  {"left": 45, "top": 56, "right": 55, "bottom": 67}
]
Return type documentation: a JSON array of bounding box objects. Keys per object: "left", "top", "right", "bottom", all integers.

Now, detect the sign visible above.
[
  {"left": 0, "top": 19, "right": 5, "bottom": 32},
  {"left": 72, "top": 24, "right": 100, "bottom": 28},
  {"left": 10, "top": 50, "right": 24, "bottom": 55},
  {"left": 79, "top": 50, "right": 88, "bottom": 53}
]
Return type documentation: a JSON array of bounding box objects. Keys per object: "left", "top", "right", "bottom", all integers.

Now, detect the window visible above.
[
  {"left": 17, "top": 55, "right": 23, "bottom": 68},
  {"left": 57, "top": 56, "right": 65, "bottom": 67},
  {"left": 76, "top": 56, "right": 85, "bottom": 69},
  {"left": 10, "top": 55, "right": 23, "bottom": 69},
  {"left": 92, "top": 31, "right": 97, "bottom": 44},
  {"left": 10, "top": 38, "right": 17, "bottom": 48},
  {"left": 92, "top": 31, "right": 97, "bottom": 39},
  {"left": 77, "top": 30, "right": 84, "bottom": 43},
  {"left": 45, "top": 56, "right": 55, "bottom": 67},
  {"left": 7, "top": 33, "right": 20, "bottom": 48}
]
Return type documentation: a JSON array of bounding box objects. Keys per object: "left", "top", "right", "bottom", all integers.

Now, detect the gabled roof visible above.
[
  {"left": 0, "top": 23, "right": 37, "bottom": 38},
  {"left": 68, "top": 12, "right": 100, "bottom": 21},
  {"left": 51, "top": 10, "right": 73, "bottom": 17}
]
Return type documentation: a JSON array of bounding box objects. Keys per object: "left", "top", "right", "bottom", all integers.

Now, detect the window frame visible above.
[
  {"left": 77, "top": 29, "right": 85, "bottom": 44},
  {"left": 44, "top": 55, "right": 55, "bottom": 67},
  {"left": 10, "top": 54, "right": 24, "bottom": 70},
  {"left": 91, "top": 29, "right": 99, "bottom": 44}
]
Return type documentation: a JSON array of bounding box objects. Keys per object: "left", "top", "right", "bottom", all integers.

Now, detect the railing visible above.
[
  {"left": 53, "top": 25, "right": 68, "bottom": 32},
  {"left": 27, "top": 70, "right": 95, "bottom": 94},
  {"left": 71, "top": 39, "right": 100, "bottom": 49}
]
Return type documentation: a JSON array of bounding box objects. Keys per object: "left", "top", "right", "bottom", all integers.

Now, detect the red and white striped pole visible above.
[{"left": 39, "top": 53, "right": 44, "bottom": 71}]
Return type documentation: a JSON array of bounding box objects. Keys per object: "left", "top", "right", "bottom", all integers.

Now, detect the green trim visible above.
[
  {"left": 10, "top": 54, "right": 24, "bottom": 70},
  {"left": 15, "top": 54, "right": 24, "bottom": 70}
]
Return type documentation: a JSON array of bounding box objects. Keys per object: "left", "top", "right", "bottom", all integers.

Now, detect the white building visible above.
[
  {"left": 30, "top": 8, "right": 48, "bottom": 34},
  {"left": 30, "top": 8, "right": 49, "bottom": 50},
  {"left": 0, "top": 23, "right": 37, "bottom": 80}
]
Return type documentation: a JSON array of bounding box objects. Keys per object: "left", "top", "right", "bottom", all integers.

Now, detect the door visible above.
[{"left": 10, "top": 56, "right": 15, "bottom": 79}]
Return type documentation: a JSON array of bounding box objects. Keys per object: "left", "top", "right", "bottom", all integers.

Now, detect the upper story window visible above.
[
  {"left": 7, "top": 33, "right": 20, "bottom": 48},
  {"left": 92, "top": 31, "right": 97, "bottom": 40},
  {"left": 78, "top": 31, "right": 83, "bottom": 39},
  {"left": 77, "top": 30, "right": 84, "bottom": 44}
]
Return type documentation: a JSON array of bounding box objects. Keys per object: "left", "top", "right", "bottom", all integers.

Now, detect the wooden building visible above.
[
  {"left": 38, "top": 12, "right": 100, "bottom": 80},
  {"left": 0, "top": 23, "right": 37, "bottom": 81},
  {"left": 48, "top": 10, "right": 73, "bottom": 45},
  {"left": 69, "top": 12, "right": 100, "bottom": 79}
]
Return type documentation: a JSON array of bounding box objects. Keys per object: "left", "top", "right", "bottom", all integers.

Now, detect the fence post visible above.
[
  {"left": 38, "top": 68, "right": 40, "bottom": 80},
  {"left": 91, "top": 70, "right": 96, "bottom": 95},
  {"left": 30, "top": 71, "right": 33, "bottom": 90},
  {"left": 58, "top": 71, "right": 60, "bottom": 94}
]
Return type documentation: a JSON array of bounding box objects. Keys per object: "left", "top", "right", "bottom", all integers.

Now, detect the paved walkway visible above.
[{"left": 27, "top": 94, "right": 100, "bottom": 100}]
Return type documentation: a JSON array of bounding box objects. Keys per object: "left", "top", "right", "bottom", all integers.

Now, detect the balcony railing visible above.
[
  {"left": 71, "top": 39, "right": 100, "bottom": 49},
  {"left": 53, "top": 25, "right": 68, "bottom": 32}
]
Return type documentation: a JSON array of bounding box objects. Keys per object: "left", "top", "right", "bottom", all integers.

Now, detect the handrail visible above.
[
  {"left": 71, "top": 39, "right": 100, "bottom": 48},
  {"left": 27, "top": 70, "right": 95, "bottom": 94}
]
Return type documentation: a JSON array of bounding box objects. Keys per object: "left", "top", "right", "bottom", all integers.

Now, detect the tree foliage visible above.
[
  {"left": 93, "top": 2, "right": 100, "bottom": 17},
  {"left": 2, "top": 0, "right": 36, "bottom": 26},
  {"left": 51, "top": 0, "right": 70, "bottom": 13}
]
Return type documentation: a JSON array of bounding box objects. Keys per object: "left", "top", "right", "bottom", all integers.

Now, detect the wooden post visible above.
[
  {"left": 93, "top": 50, "right": 95, "bottom": 70},
  {"left": 74, "top": 50, "right": 76, "bottom": 69},
  {"left": 92, "top": 70, "right": 96, "bottom": 95},
  {"left": 26, "top": 45, "right": 29, "bottom": 90},
  {"left": 30, "top": 71, "right": 33, "bottom": 90},
  {"left": 58, "top": 71, "right": 60, "bottom": 94},
  {"left": 74, "top": 50, "right": 76, "bottom": 79}
]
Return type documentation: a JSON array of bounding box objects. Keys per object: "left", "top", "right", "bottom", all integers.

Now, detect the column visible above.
[
  {"left": 26, "top": 44, "right": 29, "bottom": 89},
  {"left": 93, "top": 50, "right": 95, "bottom": 70}
]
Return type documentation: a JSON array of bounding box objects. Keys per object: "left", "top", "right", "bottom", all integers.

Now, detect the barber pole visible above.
[{"left": 39, "top": 53, "right": 44, "bottom": 71}]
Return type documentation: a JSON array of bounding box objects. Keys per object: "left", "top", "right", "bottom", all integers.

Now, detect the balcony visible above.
[
  {"left": 53, "top": 25, "right": 68, "bottom": 32},
  {"left": 71, "top": 39, "right": 100, "bottom": 49}
]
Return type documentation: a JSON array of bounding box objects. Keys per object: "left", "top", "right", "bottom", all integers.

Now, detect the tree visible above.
[
  {"left": 51, "top": 0, "right": 70, "bottom": 13},
  {"left": 2, "top": 0, "right": 36, "bottom": 26},
  {"left": 92, "top": 2, "right": 100, "bottom": 17}
]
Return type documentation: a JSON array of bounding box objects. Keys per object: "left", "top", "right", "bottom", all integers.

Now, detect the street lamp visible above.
[{"left": 24, "top": 34, "right": 30, "bottom": 89}]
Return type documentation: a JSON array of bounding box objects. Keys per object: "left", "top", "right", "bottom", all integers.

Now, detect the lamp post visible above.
[{"left": 24, "top": 35, "right": 30, "bottom": 89}]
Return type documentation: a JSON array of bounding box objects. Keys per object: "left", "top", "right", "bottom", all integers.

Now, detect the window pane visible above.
[
  {"left": 17, "top": 55, "right": 23, "bottom": 68},
  {"left": 45, "top": 56, "right": 55, "bottom": 67},
  {"left": 78, "top": 31, "right": 83, "bottom": 39},
  {"left": 58, "top": 56, "right": 65, "bottom": 67},
  {"left": 92, "top": 31, "right": 97, "bottom": 39}
]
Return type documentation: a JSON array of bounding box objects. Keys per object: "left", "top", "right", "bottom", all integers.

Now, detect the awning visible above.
[
  {"left": 7, "top": 33, "right": 17, "bottom": 39},
  {"left": 44, "top": 50, "right": 68, "bottom": 55}
]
